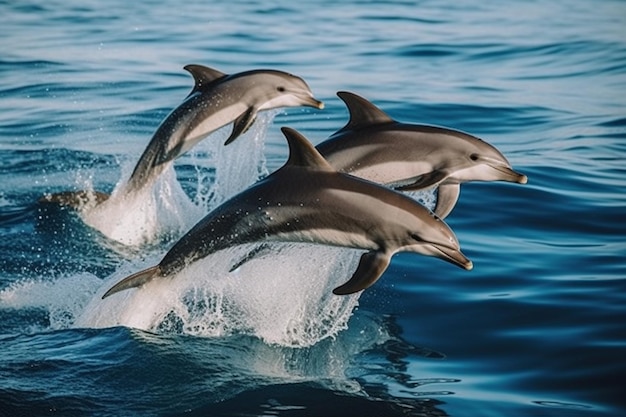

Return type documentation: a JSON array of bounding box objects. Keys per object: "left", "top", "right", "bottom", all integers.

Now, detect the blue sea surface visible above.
[{"left": 1, "top": 1, "right": 625, "bottom": 416}]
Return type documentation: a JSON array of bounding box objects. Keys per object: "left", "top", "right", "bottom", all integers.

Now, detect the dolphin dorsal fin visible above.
[
  {"left": 183, "top": 64, "right": 228, "bottom": 94},
  {"left": 337, "top": 91, "right": 395, "bottom": 132},
  {"left": 281, "top": 127, "right": 334, "bottom": 171}
]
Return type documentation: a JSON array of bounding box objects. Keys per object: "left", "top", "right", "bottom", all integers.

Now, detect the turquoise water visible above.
[{"left": 1, "top": 1, "right": 625, "bottom": 416}]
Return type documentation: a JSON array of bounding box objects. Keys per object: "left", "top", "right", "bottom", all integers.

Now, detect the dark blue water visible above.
[{"left": 1, "top": 1, "right": 625, "bottom": 416}]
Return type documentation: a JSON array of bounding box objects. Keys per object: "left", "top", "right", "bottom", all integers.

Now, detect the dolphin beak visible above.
[
  {"left": 312, "top": 98, "right": 325, "bottom": 110},
  {"left": 433, "top": 245, "right": 474, "bottom": 270},
  {"left": 514, "top": 170, "right": 528, "bottom": 184},
  {"left": 493, "top": 165, "right": 528, "bottom": 184},
  {"left": 302, "top": 95, "right": 324, "bottom": 110}
]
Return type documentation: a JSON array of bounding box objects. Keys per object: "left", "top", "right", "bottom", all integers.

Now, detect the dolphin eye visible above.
[
  {"left": 277, "top": 86, "right": 286, "bottom": 92},
  {"left": 470, "top": 153, "right": 479, "bottom": 161},
  {"left": 409, "top": 232, "right": 421, "bottom": 241}
]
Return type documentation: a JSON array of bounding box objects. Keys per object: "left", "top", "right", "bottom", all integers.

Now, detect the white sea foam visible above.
[
  {"left": 74, "top": 243, "right": 362, "bottom": 347},
  {"left": 80, "top": 167, "right": 202, "bottom": 246},
  {"left": 78, "top": 111, "right": 277, "bottom": 247},
  {"left": 0, "top": 273, "right": 102, "bottom": 331}
]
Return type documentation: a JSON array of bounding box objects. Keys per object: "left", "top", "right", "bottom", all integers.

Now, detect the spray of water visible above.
[
  {"left": 3, "top": 111, "right": 441, "bottom": 348},
  {"left": 60, "top": 109, "right": 372, "bottom": 347},
  {"left": 78, "top": 111, "right": 276, "bottom": 247},
  {"left": 27, "top": 110, "right": 344, "bottom": 346},
  {"left": 74, "top": 242, "right": 363, "bottom": 347},
  {"left": 80, "top": 168, "right": 202, "bottom": 246}
]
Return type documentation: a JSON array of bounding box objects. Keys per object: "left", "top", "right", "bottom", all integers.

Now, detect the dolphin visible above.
[
  {"left": 315, "top": 91, "right": 527, "bottom": 219},
  {"left": 124, "top": 64, "right": 324, "bottom": 193},
  {"left": 41, "top": 64, "right": 324, "bottom": 205},
  {"left": 102, "top": 127, "right": 472, "bottom": 299}
]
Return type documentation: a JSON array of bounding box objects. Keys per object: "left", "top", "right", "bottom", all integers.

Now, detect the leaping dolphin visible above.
[
  {"left": 316, "top": 91, "right": 527, "bottom": 218},
  {"left": 41, "top": 64, "right": 324, "bottom": 205},
  {"left": 125, "top": 64, "right": 324, "bottom": 193},
  {"left": 102, "top": 127, "right": 472, "bottom": 299}
]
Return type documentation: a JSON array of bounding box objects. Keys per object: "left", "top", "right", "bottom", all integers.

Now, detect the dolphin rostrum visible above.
[
  {"left": 316, "top": 91, "right": 527, "bottom": 219},
  {"left": 102, "top": 127, "right": 472, "bottom": 299},
  {"left": 41, "top": 64, "right": 324, "bottom": 205}
]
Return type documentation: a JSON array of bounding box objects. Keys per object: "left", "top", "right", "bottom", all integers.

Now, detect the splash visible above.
[
  {"left": 78, "top": 111, "right": 277, "bottom": 246},
  {"left": 61, "top": 109, "right": 361, "bottom": 347},
  {"left": 9, "top": 109, "right": 442, "bottom": 348},
  {"left": 74, "top": 244, "right": 362, "bottom": 347},
  {"left": 202, "top": 112, "right": 272, "bottom": 207},
  {"left": 80, "top": 168, "right": 202, "bottom": 246},
  {"left": 0, "top": 273, "right": 102, "bottom": 331}
]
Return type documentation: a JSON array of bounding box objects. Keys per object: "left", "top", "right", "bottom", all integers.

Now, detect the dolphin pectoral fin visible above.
[
  {"left": 434, "top": 183, "right": 461, "bottom": 219},
  {"left": 395, "top": 170, "right": 447, "bottom": 192},
  {"left": 39, "top": 190, "right": 110, "bottom": 209},
  {"left": 333, "top": 251, "right": 390, "bottom": 295},
  {"left": 102, "top": 265, "right": 161, "bottom": 299},
  {"left": 224, "top": 107, "right": 257, "bottom": 145},
  {"left": 228, "top": 243, "right": 272, "bottom": 272}
]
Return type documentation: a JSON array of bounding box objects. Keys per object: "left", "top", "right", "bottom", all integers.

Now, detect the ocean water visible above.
[{"left": 1, "top": 0, "right": 625, "bottom": 416}]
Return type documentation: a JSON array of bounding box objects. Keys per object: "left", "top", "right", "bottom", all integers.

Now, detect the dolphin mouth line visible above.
[
  {"left": 433, "top": 244, "right": 473, "bottom": 270},
  {"left": 299, "top": 93, "right": 324, "bottom": 109},
  {"left": 492, "top": 164, "right": 528, "bottom": 184}
]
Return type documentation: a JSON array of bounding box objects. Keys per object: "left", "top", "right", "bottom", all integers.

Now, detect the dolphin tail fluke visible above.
[
  {"left": 39, "top": 190, "right": 110, "bottom": 210},
  {"left": 433, "top": 183, "right": 461, "bottom": 219},
  {"left": 102, "top": 265, "right": 161, "bottom": 299},
  {"left": 224, "top": 107, "right": 257, "bottom": 145},
  {"left": 333, "top": 251, "right": 390, "bottom": 295}
]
